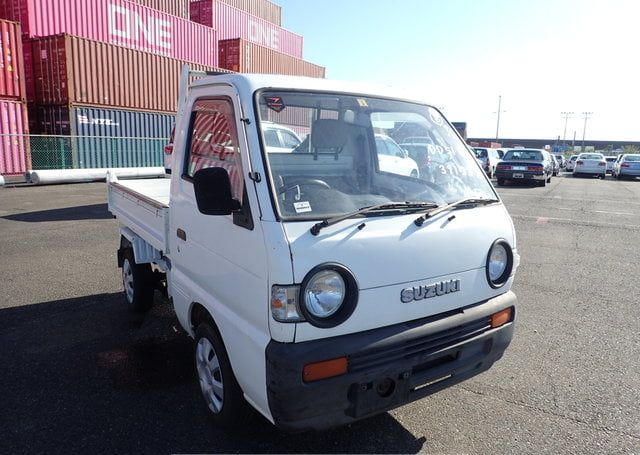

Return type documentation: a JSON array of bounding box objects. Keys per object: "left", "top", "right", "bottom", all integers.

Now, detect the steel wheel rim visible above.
[
  {"left": 122, "top": 259, "right": 134, "bottom": 304},
  {"left": 196, "top": 337, "right": 224, "bottom": 413}
]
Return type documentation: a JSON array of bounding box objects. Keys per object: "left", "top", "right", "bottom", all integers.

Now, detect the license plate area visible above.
[
  {"left": 513, "top": 173, "right": 524, "bottom": 178},
  {"left": 512, "top": 166, "right": 526, "bottom": 171}
]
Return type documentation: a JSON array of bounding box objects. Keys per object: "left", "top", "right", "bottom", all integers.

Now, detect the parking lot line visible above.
[{"left": 512, "top": 214, "right": 640, "bottom": 230}]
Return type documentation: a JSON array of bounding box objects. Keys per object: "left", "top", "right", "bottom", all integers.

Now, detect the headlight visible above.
[
  {"left": 303, "top": 270, "right": 345, "bottom": 318},
  {"left": 300, "top": 264, "right": 358, "bottom": 328},
  {"left": 486, "top": 240, "right": 513, "bottom": 288}
]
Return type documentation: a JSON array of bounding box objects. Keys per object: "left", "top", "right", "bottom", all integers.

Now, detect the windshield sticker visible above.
[
  {"left": 293, "top": 201, "right": 312, "bottom": 213},
  {"left": 357, "top": 98, "right": 368, "bottom": 107},
  {"left": 265, "top": 96, "right": 286, "bottom": 112},
  {"left": 429, "top": 107, "right": 444, "bottom": 126}
]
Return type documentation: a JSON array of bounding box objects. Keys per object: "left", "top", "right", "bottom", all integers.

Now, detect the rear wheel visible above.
[
  {"left": 121, "top": 249, "right": 154, "bottom": 312},
  {"left": 497, "top": 178, "right": 505, "bottom": 186},
  {"left": 616, "top": 173, "right": 623, "bottom": 180},
  {"left": 538, "top": 179, "right": 546, "bottom": 187},
  {"left": 194, "top": 323, "right": 249, "bottom": 427}
]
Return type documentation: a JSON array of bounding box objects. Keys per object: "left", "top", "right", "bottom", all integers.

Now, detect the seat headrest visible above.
[{"left": 310, "top": 119, "right": 348, "bottom": 150}]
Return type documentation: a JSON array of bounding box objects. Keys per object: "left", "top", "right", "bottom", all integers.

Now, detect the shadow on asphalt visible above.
[
  {"left": 0, "top": 293, "right": 426, "bottom": 454},
  {"left": 2, "top": 203, "right": 112, "bottom": 222}
]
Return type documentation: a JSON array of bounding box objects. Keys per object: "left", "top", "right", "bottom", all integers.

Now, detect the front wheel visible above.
[
  {"left": 121, "top": 249, "right": 154, "bottom": 312},
  {"left": 195, "top": 323, "right": 249, "bottom": 427}
]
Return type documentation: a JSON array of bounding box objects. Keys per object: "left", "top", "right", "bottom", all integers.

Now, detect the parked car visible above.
[
  {"left": 604, "top": 156, "right": 617, "bottom": 174},
  {"left": 474, "top": 147, "right": 502, "bottom": 178},
  {"left": 400, "top": 142, "right": 430, "bottom": 176},
  {"left": 495, "top": 148, "right": 553, "bottom": 187},
  {"left": 565, "top": 155, "right": 579, "bottom": 172},
  {"left": 612, "top": 154, "right": 640, "bottom": 180},
  {"left": 262, "top": 121, "right": 303, "bottom": 153},
  {"left": 553, "top": 155, "right": 566, "bottom": 168},
  {"left": 573, "top": 153, "right": 606, "bottom": 179},
  {"left": 375, "top": 134, "right": 420, "bottom": 177},
  {"left": 550, "top": 155, "right": 560, "bottom": 176}
]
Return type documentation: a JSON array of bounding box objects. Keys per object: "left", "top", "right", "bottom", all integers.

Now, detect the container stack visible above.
[
  {"left": 0, "top": 18, "right": 30, "bottom": 175},
  {"left": 0, "top": 0, "right": 326, "bottom": 174}
]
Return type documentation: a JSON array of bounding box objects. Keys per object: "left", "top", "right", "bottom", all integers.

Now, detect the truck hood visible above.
[{"left": 282, "top": 203, "right": 518, "bottom": 341}]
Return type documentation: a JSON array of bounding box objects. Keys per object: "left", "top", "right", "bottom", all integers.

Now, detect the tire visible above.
[
  {"left": 121, "top": 249, "right": 154, "bottom": 312},
  {"left": 497, "top": 178, "right": 505, "bottom": 186},
  {"left": 194, "top": 323, "right": 249, "bottom": 427},
  {"left": 546, "top": 174, "right": 552, "bottom": 183},
  {"left": 600, "top": 174, "right": 606, "bottom": 180},
  {"left": 489, "top": 167, "right": 495, "bottom": 179},
  {"left": 538, "top": 179, "right": 546, "bottom": 187},
  {"left": 616, "top": 173, "right": 623, "bottom": 180},
  {"left": 574, "top": 173, "right": 580, "bottom": 178}
]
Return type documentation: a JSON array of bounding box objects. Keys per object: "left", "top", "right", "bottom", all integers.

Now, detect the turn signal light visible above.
[
  {"left": 496, "top": 165, "right": 511, "bottom": 170},
  {"left": 621, "top": 163, "right": 630, "bottom": 168},
  {"left": 598, "top": 162, "right": 606, "bottom": 166},
  {"left": 303, "top": 357, "right": 348, "bottom": 383},
  {"left": 164, "top": 144, "right": 174, "bottom": 155},
  {"left": 490, "top": 307, "right": 513, "bottom": 328}
]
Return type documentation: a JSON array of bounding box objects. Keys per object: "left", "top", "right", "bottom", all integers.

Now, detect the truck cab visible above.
[{"left": 108, "top": 68, "right": 519, "bottom": 431}]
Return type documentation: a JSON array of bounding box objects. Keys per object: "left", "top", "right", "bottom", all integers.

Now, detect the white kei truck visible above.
[{"left": 107, "top": 67, "right": 519, "bottom": 432}]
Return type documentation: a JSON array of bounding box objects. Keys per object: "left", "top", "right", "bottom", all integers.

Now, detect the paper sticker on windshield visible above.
[
  {"left": 265, "top": 96, "right": 285, "bottom": 112},
  {"left": 294, "top": 201, "right": 312, "bottom": 213},
  {"left": 357, "top": 98, "right": 368, "bottom": 107},
  {"left": 429, "top": 107, "right": 444, "bottom": 126}
]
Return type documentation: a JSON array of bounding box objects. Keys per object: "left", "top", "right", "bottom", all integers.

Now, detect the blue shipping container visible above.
[{"left": 31, "top": 105, "right": 175, "bottom": 169}]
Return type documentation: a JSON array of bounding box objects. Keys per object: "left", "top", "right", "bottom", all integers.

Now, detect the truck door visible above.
[{"left": 168, "top": 85, "right": 270, "bottom": 414}]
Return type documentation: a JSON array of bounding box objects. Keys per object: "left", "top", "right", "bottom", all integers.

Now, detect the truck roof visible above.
[{"left": 191, "top": 73, "right": 427, "bottom": 104}]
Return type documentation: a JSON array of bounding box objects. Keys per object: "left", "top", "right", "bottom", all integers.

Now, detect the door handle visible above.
[{"left": 177, "top": 228, "right": 187, "bottom": 241}]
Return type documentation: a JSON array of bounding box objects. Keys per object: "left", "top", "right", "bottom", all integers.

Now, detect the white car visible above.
[
  {"left": 604, "top": 156, "right": 617, "bottom": 174},
  {"left": 565, "top": 155, "right": 579, "bottom": 171},
  {"left": 612, "top": 153, "right": 640, "bottom": 180},
  {"left": 262, "top": 121, "right": 302, "bottom": 153},
  {"left": 573, "top": 152, "right": 606, "bottom": 179},
  {"left": 375, "top": 134, "right": 420, "bottom": 178}
]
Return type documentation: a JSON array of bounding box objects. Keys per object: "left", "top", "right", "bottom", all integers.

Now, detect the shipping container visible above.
[
  {"left": 0, "top": 19, "right": 26, "bottom": 100},
  {"left": 31, "top": 34, "right": 225, "bottom": 112},
  {"left": 0, "top": 0, "right": 217, "bottom": 66},
  {"left": 30, "top": 105, "right": 174, "bottom": 169},
  {"left": 217, "top": 0, "right": 281, "bottom": 25},
  {"left": 130, "top": 0, "right": 190, "bottom": 19},
  {"left": 219, "top": 38, "right": 324, "bottom": 78},
  {"left": 0, "top": 98, "right": 30, "bottom": 174},
  {"left": 191, "top": 0, "right": 302, "bottom": 58}
]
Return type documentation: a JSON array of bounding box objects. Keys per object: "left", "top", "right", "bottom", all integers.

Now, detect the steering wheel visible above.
[{"left": 278, "top": 178, "right": 332, "bottom": 195}]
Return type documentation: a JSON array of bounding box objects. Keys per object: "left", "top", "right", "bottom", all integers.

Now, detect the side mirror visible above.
[{"left": 193, "top": 167, "right": 241, "bottom": 216}]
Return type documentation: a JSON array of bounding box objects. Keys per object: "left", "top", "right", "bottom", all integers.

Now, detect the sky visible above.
[{"left": 276, "top": 0, "right": 640, "bottom": 141}]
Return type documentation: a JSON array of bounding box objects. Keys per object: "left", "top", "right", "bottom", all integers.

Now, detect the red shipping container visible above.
[
  {"left": 31, "top": 34, "right": 225, "bottom": 112},
  {"left": 219, "top": 38, "right": 324, "bottom": 78},
  {"left": 0, "top": 19, "right": 26, "bottom": 100},
  {"left": 0, "top": 99, "right": 30, "bottom": 174},
  {"left": 191, "top": 0, "right": 303, "bottom": 58},
  {"left": 0, "top": 0, "right": 218, "bottom": 66},
  {"left": 217, "top": 0, "right": 281, "bottom": 26}
]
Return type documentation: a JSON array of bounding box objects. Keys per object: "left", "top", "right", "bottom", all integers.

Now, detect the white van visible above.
[{"left": 108, "top": 67, "right": 519, "bottom": 431}]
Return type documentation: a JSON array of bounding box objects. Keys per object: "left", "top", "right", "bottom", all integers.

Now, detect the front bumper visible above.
[
  {"left": 265, "top": 291, "right": 516, "bottom": 432},
  {"left": 496, "top": 170, "right": 545, "bottom": 181}
]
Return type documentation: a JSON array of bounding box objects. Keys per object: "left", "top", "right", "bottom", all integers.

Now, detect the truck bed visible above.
[{"left": 107, "top": 178, "right": 171, "bottom": 254}]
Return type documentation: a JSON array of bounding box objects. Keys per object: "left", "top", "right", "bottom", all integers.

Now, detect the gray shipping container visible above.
[{"left": 31, "top": 105, "right": 175, "bottom": 169}]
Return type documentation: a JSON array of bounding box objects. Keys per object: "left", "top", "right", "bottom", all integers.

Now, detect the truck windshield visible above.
[{"left": 256, "top": 91, "right": 496, "bottom": 220}]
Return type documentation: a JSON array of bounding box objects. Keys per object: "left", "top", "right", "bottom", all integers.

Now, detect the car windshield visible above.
[
  {"left": 570, "top": 155, "right": 578, "bottom": 161},
  {"left": 624, "top": 155, "right": 640, "bottom": 162},
  {"left": 257, "top": 91, "right": 496, "bottom": 220},
  {"left": 580, "top": 153, "right": 603, "bottom": 160},
  {"left": 605, "top": 157, "right": 616, "bottom": 162},
  {"left": 503, "top": 150, "right": 543, "bottom": 161}
]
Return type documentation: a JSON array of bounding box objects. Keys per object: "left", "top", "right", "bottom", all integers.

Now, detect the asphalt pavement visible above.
[{"left": 0, "top": 173, "right": 638, "bottom": 454}]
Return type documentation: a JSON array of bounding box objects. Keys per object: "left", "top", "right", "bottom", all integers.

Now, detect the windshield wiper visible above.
[
  {"left": 310, "top": 202, "right": 439, "bottom": 236},
  {"left": 413, "top": 198, "right": 500, "bottom": 226}
]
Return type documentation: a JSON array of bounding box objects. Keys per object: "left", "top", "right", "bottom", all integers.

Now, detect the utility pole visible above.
[
  {"left": 581, "top": 112, "right": 593, "bottom": 152},
  {"left": 494, "top": 95, "right": 506, "bottom": 141},
  {"left": 572, "top": 131, "right": 576, "bottom": 148},
  {"left": 560, "top": 112, "right": 574, "bottom": 143}
]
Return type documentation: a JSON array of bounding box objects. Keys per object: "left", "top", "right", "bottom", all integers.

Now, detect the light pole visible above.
[
  {"left": 581, "top": 112, "right": 593, "bottom": 152},
  {"left": 560, "top": 112, "right": 574, "bottom": 143},
  {"left": 494, "top": 95, "right": 506, "bottom": 142}
]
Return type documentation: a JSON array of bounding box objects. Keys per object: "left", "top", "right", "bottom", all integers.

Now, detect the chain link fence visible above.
[{"left": 1, "top": 134, "right": 168, "bottom": 172}]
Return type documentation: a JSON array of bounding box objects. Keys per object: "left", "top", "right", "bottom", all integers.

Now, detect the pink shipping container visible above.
[
  {"left": 0, "top": 0, "right": 218, "bottom": 66},
  {"left": 217, "top": 0, "right": 281, "bottom": 26},
  {"left": 0, "top": 99, "right": 30, "bottom": 174},
  {"left": 191, "top": 0, "right": 303, "bottom": 58},
  {"left": 0, "top": 19, "right": 26, "bottom": 100},
  {"left": 219, "top": 38, "right": 324, "bottom": 78}
]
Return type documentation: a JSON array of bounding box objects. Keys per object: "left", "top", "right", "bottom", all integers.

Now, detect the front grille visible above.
[{"left": 348, "top": 317, "right": 491, "bottom": 372}]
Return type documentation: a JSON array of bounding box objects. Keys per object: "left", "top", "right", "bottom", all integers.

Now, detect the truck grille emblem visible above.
[{"left": 400, "top": 279, "right": 461, "bottom": 303}]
